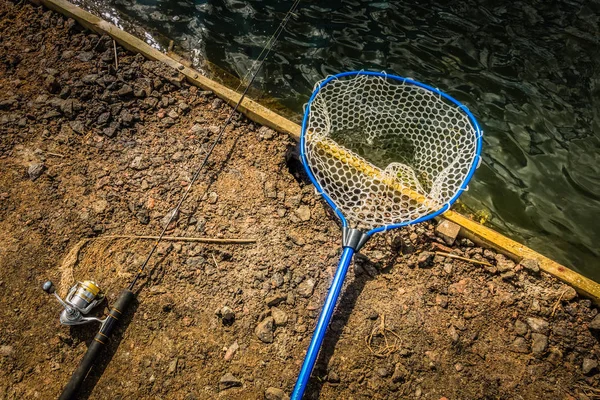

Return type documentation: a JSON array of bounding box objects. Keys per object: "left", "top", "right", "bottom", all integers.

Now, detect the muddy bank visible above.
[{"left": 1, "top": 1, "right": 600, "bottom": 399}]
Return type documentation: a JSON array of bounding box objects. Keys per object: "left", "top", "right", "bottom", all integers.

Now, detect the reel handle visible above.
[{"left": 59, "top": 289, "right": 135, "bottom": 400}]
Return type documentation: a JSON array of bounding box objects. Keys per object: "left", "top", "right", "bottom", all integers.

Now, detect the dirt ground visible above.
[{"left": 1, "top": 1, "right": 600, "bottom": 399}]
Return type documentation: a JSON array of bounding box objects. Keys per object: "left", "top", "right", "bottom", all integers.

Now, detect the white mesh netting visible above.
[{"left": 304, "top": 73, "right": 479, "bottom": 230}]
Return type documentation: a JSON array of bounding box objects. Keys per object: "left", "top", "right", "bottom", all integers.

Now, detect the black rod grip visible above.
[{"left": 58, "top": 289, "right": 135, "bottom": 400}]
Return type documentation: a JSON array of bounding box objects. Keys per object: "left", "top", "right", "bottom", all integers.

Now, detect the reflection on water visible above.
[{"left": 72, "top": 0, "right": 600, "bottom": 280}]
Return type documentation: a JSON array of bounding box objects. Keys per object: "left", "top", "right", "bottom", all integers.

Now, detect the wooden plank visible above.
[{"left": 36, "top": 0, "right": 600, "bottom": 303}]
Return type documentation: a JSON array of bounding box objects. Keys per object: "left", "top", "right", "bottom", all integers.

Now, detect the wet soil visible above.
[{"left": 1, "top": 1, "right": 600, "bottom": 399}]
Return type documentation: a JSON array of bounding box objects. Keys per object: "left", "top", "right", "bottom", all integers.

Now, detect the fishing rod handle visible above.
[{"left": 59, "top": 289, "right": 135, "bottom": 400}]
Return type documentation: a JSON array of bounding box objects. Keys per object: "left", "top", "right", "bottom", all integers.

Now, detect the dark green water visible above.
[{"left": 72, "top": 0, "right": 600, "bottom": 280}]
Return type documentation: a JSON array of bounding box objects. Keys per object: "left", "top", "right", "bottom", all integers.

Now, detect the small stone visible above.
[
  {"left": 0, "top": 345, "right": 14, "bottom": 357},
  {"left": 258, "top": 126, "right": 276, "bottom": 140},
  {"left": 435, "top": 294, "right": 448, "bottom": 308},
  {"left": 69, "top": 120, "right": 85, "bottom": 135},
  {"left": 531, "top": 333, "right": 548, "bottom": 356},
  {"left": 376, "top": 367, "right": 390, "bottom": 377},
  {"left": 295, "top": 205, "right": 311, "bottom": 221},
  {"left": 454, "top": 363, "right": 463, "bottom": 372},
  {"left": 546, "top": 347, "right": 562, "bottom": 365},
  {"left": 514, "top": 320, "right": 528, "bottom": 336},
  {"left": 168, "top": 358, "right": 178, "bottom": 375},
  {"left": 582, "top": 358, "right": 598, "bottom": 375},
  {"left": 130, "top": 156, "right": 145, "bottom": 170},
  {"left": 265, "top": 387, "right": 289, "bottom": 400},
  {"left": 501, "top": 271, "right": 516, "bottom": 280},
  {"left": 495, "top": 254, "right": 515, "bottom": 272},
  {"left": 265, "top": 294, "right": 287, "bottom": 307},
  {"left": 186, "top": 256, "right": 206, "bottom": 267},
  {"left": 219, "top": 372, "right": 242, "bottom": 390},
  {"left": 417, "top": 251, "right": 434, "bottom": 268},
  {"left": 255, "top": 317, "right": 274, "bottom": 343},
  {"left": 168, "top": 109, "right": 179, "bottom": 119},
  {"left": 561, "top": 286, "right": 577, "bottom": 301},
  {"left": 207, "top": 192, "right": 218, "bottom": 204},
  {"left": 162, "top": 116, "right": 175, "bottom": 126},
  {"left": 435, "top": 219, "right": 461, "bottom": 245},
  {"left": 224, "top": 341, "right": 239, "bottom": 361},
  {"left": 172, "top": 151, "right": 184, "bottom": 162},
  {"left": 519, "top": 258, "right": 540, "bottom": 274},
  {"left": 326, "top": 371, "right": 340, "bottom": 383},
  {"left": 271, "top": 308, "right": 288, "bottom": 327},
  {"left": 117, "top": 84, "right": 133, "bottom": 97},
  {"left": 218, "top": 306, "right": 235, "bottom": 325},
  {"left": 28, "top": 163, "right": 45, "bottom": 181},
  {"left": 179, "top": 102, "right": 190, "bottom": 113},
  {"left": 447, "top": 326, "right": 459, "bottom": 343},
  {"left": 97, "top": 112, "right": 111, "bottom": 125},
  {"left": 511, "top": 337, "right": 529, "bottom": 353},
  {"left": 162, "top": 208, "right": 180, "bottom": 228},
  {"left": 297, "top": 279, "right": 315, "bottom": 298},
  {"left": 391, "top": 363, "right": 409, "bottom": 383},
  {"left": 526, "top": 317, "right": 549, "bottom": 334},
  {"left": 589, "top": 314, "right": 600, "bottom": 331},
  {"left": 45, "top": 75, "right": 60, "bottom": 93},
  {"left": 77, "top": 51, "right": 94, "bottom": 62}
]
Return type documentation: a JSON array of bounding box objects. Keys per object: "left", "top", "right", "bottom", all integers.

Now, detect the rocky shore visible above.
[{"left": 1, "top": 1, "right": 599, "bottom": 399}]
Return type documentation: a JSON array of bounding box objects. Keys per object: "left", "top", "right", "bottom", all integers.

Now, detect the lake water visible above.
[{"left": 72, "top": 0, "right": 600, "bottom": 280}]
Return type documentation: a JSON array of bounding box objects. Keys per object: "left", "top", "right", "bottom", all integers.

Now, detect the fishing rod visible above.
[{"left": 42, "top": 1, "right": 301, "bottom": 398}]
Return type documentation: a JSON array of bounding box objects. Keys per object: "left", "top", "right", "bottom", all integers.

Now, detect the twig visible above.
[
  {"left": 211, "top": 253, "right": 219, "bottom": 269},
  {"left": 99, "top": 235, "right": 256, "bottom": 244},
  {"left": 46, "top": 152, "right": 65, "bottom": 158},
  {"left": 551, "top": 289, "right": 567, "bottom": 317},
  {"left": 113, "top": 40, "right": 118, "bottom": 70},
  {"left": 435, "top": 251, "right": 494, "bottom": 267}
]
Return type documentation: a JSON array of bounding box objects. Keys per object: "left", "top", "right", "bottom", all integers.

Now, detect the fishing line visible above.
[
  {"left": 44, "top": 1, "right": 302, "bottom": 398},
  {"left": 129, "top": 0, "right": 301, "bottom": 290}
]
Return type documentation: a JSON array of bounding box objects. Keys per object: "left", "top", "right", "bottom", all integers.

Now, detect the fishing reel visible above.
[{"left": 43, "top": 280, "right": 106, "bottom": 326}]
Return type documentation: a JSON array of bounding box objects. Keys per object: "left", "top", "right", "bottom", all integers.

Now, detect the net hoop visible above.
[{"left": 300, "top": 71, "right": 483, "bottom": 236}]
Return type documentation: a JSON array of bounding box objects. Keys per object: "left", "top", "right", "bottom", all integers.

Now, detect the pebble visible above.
[
  {"left": 296, "top": 278, "right": 315, "bottom": 298},
  {"left": 589, "top": 314, "right": 600, "bottom": 331},
  {"left": 162, "top": 208, "right": 179, "bottom": 228},
  {"left": 417, "top": 251, "right": 434, "bottom": 268},
  {"left": 531, "top": 333, "right": 548, "bottom": 356},
  {"left": 0, "top": 345, "right": 14, "bottom": 357},
  {"left": 435, "top": 294, "right": 448, "bottom": 308},
  {"left": 271, "top": 308, "right": 288, "bottom": 326},
  {"left": 295, "top": 205, "right": 311, "bottom": 221},
  {"left": 219, "top": 372, "right": 242, "bottom": 390},
  {"left": 391, "top": 363, "right": 409, "bottom": 383},
  {"left": 224, "top": 341, "right": 239, "bottom": 361},
  {"left": 255, "top": 317, "right": 274, "bottom": 343},
  {"left": 265, "top": 387, "right": 289, "bottom": 400},
  {"left": 327, "top": 371, "right": 340, "bottom": 383},
  {"left": 77, "top": 51, "right": 94, "bottom": 62},
  {"left": 69, "top": 120, "right": 85, "bottom": 135},
  {"left": 28, "top": 163, "right": 45, "bottom": 181},
  {"left": 561, "top": 286, "right": 577, "bottom": 301},
  {"left": 258, "top": 126, "right": 276, "bottom": 140},
  {"left": 217, "top": 306, "right": 235, "bottom": 325},
  {"left": 514, "top": 320, "right": 528, "bottom": 336},
  {"left": 582, "top": 358, "right": 598, "bottom": 375},
  {"left": 168, "top": 109, "right": 179, "bottom": 119},
  {"left": 526, "top": 317, "right": 549, "bottom": 334},
  {"left": 495, "top": 254, "right": 515, "bottom": 272},
  {"left": 376, "top": 367, "right": 390, "bottom": 377},
  {"left": 265, "top": 294, "right": 286, "bottom": 307},
  {"left": 207, "top": 192, "right": 218, "bottom": 204},
  {"left": 117, "top": 84, "right": 133, "bottom": 97},
  {"left": 519, "top": 258, "right": 540, "bottom": 274},
  {"left": 511, "top": 337, "right": 529, "bottom": 353},
  {"left": 168, "top": 358, "right": 178, "bottom": 375}
]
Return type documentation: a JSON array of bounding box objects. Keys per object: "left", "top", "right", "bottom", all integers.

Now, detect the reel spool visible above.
[{"left": 43, "top": 280, "right": 106, "bottom": 326}]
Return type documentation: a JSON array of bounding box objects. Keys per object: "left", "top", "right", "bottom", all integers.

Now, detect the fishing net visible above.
[{"left": 303, "top": 73, "right": 480, "bottom": 230}]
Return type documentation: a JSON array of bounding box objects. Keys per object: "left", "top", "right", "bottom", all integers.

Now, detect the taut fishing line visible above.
[{"left": 43, "top": 1, "right": 301, "bottom": 398}]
